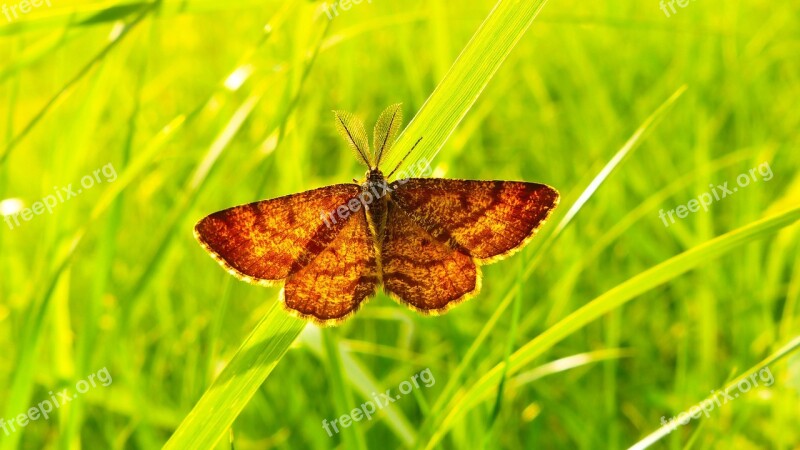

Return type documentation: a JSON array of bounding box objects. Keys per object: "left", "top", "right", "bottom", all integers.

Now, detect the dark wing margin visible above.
[
  {"left": 388, "top": 178, "right": 559, "bottom": 263},
  {"left": 194, "top": 184, "right": 361, "bottom": 285}
]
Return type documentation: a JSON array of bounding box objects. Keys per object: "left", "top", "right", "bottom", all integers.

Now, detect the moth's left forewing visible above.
[{"left": 193, "top": 184, "right": 362, "bottom": 285}]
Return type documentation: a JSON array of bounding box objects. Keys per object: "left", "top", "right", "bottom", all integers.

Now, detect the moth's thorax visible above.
[
  {"left": 364, "top": 169, "right": 386, "bottom": 185},
  {"left": 362, "top": 169, "right": 389, "bottom": 244}
]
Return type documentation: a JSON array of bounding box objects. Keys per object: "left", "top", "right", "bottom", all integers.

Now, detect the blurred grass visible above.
[{"left": 1, "top": 0, "right": 800, "bottom": 449}]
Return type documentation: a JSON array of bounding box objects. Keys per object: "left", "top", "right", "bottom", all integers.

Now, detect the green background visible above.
[{"left": 1, "top": 0, "right": 799, "bottom": 449}]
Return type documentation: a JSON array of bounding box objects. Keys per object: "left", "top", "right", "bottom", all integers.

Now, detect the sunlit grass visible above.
[{"left": 1, "top": 0, "right": 799, "bottom": 449}]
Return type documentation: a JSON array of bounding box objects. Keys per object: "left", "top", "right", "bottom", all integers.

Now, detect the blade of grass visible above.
[
  {"left": 780, "top": 248, "right": 800, "bottom": 339},
  {"left": 423, "top": 205, "right": 800, "bottom": 449},
  {"left": 0, "top": 114, "right": 184, "bottom": 450},
  {"left": 414, "top": 86, "right": 687, "bottom": 448},
  {"left": 481, "top": 258, "right": 523, "bottom": 449},
  {"left": 122, "top": 88, "right": 264, "bottom": 313},
  {"left": 628, "top": 336, "right": 800, "bottom": 450},
  {"left": 163, "top": 17, "right": 335, "bottom": 449},
  {"left": 322, "top": 329, "right": 368, "bottom": 450},
  {"left": 337, "top": 349, "right": 418, "bottom": 446},
  {"left": 0, "top": 0, "right": 276, "bottom": 37},
  {"left": 382, "top": 0, "right": 550, "bottom": 176},
  {"left": 0, "top": 3, "right": 155, "bottom": 166},
  {"left": 163, "top": 301, "right": 307, "bottom": 449},
  {"left": 300, "top": 327, "right": 418, "bottom": 446},
  {"left": 550, "top": 86, "right": 688, "bottom": 239},
  {"left": 541, "top": 147, "right": 760, "bottom": 327},
  {"left": 511, "top": 348, "right": 635, "bottom": 388},
  {"left": 59, "top": 27, "right": 146, "bottom": 447},
  {"left": 0, "top": 27, "right": 72, "bottom": 84}
]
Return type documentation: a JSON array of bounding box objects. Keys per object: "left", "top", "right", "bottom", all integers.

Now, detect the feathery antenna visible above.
[{"left": 387, "top": 137, "right": 423, "bottom": 179}]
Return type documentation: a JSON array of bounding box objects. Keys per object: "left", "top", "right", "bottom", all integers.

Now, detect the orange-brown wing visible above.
[
  {"left": 381, "top": 201, "right": 479, "bottom": 313},
  {"left": 194, "top": 184, "right": 361, "bottom": 284},
  {"left": 283, "top": 208, "right": 378, "bottom": 324},
  {"left": 389, "top": 179, "right": 559, "bottom": 262}
]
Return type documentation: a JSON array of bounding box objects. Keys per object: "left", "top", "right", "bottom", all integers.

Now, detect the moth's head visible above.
[
  {"left": 366, "top": 169, "right": 385, "bottom": 184},
  {"left": 333, "top": 104, "right": 403, "bottom": 171}
]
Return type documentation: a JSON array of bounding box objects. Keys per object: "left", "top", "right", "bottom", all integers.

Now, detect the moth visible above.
[{"left": 194, "top": 104, "right": 559, "bottom": 325}]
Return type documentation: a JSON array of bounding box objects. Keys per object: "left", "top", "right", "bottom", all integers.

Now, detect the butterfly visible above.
[{"left": 194, "top": 104, "right": 559, "bottom": 325}]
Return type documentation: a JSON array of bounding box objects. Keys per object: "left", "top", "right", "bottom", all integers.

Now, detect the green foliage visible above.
[{"left": 1, "top": 0, "right": 799, "bottom": 449}]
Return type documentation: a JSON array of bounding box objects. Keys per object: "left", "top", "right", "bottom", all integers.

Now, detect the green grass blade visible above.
[
  {"left": 0, "top": 114, "right": 185, "bottom": 450},
  {"left": 163, "top": 302, "right": 307, "bottom": 450},
  {"left": 0, "top": 4, "right": 155, "bottom": 166},
  {"left": 163, "top": 20, "right": 334, "bottom": 449},
  {"left": 0, "top": 0, "right": 277, "bottom": 37},
  {"left": 383, "top": 0, "right": 549, "bottom": 175},
  {"left": 551, "top": 85, "right": 687, "bottom": 235},
  {"left": 299, "top": 327, "right": 418, "bottom": 446},
  {"left": 322, "top": 330, "right": 368, "bottom": 450},
  {"left": 511, "top": 348, "right": 635, "bottom": 387},
  {"left": 424, "top": 206, "right": 800, "bottom": 448},
  {"left": 481, "top": 259, "right": 523, "bottom": 449},
  {"left": 628, "top": 336, "right": 800, "bottom": 450},
  {"left": 414, "top": 86, "right": 687, "bottom": 447}
]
